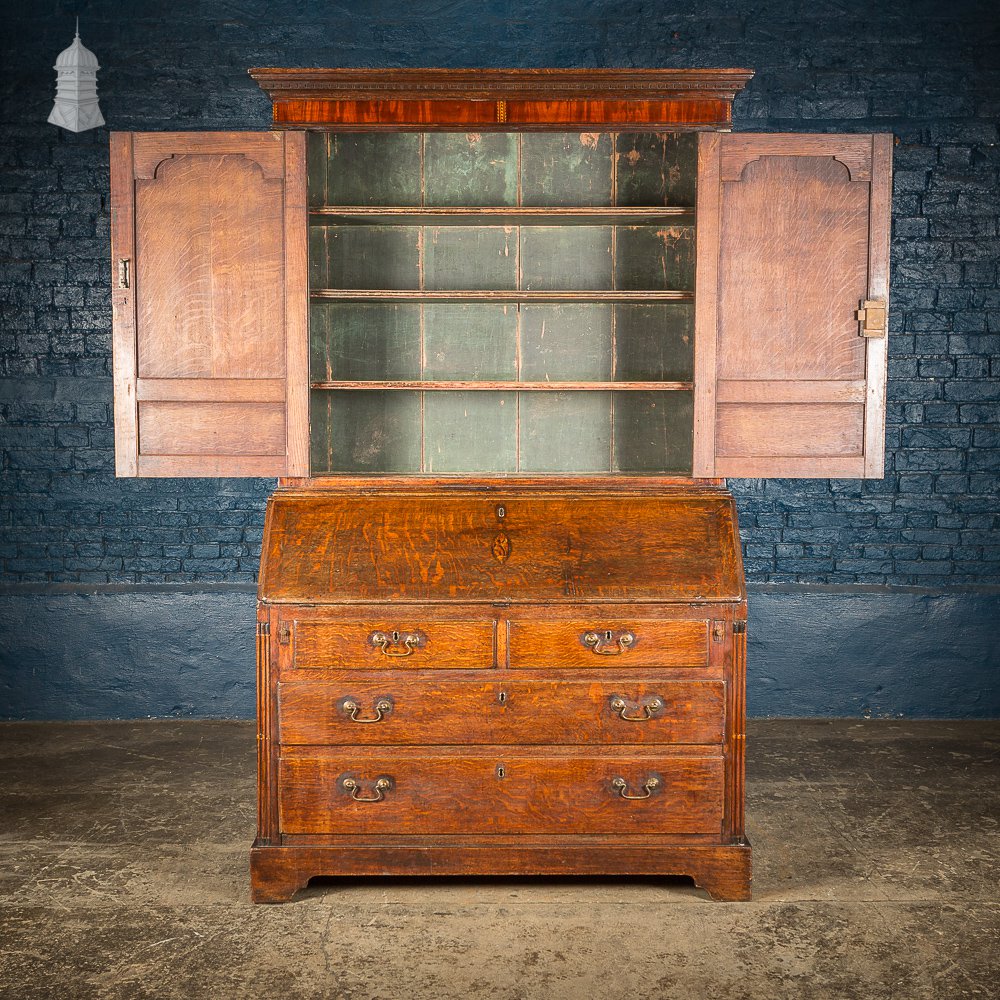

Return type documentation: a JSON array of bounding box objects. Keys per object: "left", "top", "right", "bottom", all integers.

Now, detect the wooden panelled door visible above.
[
  {"left": 110, "top": 132, "right": 309, "bottom": 476},
  {"left": 694, "top": 133, "right": 892, "bottom": 478}
]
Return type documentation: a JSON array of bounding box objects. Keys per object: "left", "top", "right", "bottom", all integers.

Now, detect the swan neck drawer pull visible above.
[
  {"left": 340, "top": 775, "right": 393, "bottom": 803},
  {"left": 611, "top": 775, "right": 661, "bottom": 800},
  {"left": 609, "top": 695, "right": 664, "bottom": 721},
  {"left": 582, "top": 629, "right": 635, "bottom": 655},
  {"left": 370, "top": 630, "right": 421, "bottom": 657},
  {"left": 340, "top": 697, "right": 393, "bottom": 723}
]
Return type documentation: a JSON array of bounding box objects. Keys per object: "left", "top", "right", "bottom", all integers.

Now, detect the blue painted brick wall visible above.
[{"left": 1, "top": 0, "right": 998, "bottom": 587}]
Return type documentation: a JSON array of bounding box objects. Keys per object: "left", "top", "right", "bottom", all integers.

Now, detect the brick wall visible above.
[{"left": 2, "top": 0, "right": 998, "bottom": 587}]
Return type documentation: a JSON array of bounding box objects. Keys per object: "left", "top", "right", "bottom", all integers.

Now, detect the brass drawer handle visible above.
[
  {"left": 611, "top": 775, "right": 661, "bottom": 800},
  {"left": 370, "top": 630, "right": 421, "bottom": 657},
  {"left": 339, "top": 775, "right": 393, "bottom": 803},
  {"left": 610, "top": 695, "right": 664, "bottom": 722},
  {"left": 340, "top": 697, "right": 393, "bottom": 723},
  {"left": 583, "top": 630, "right": 635, "bottom": 655}
]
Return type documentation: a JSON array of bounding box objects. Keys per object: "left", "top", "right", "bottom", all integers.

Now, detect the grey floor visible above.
[{"left": 0, "top": 720, "right": 997, "bottom": 1000}]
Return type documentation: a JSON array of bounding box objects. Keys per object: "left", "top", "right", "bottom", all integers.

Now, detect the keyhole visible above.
[
  {"left": 498, "top": 691, "right": 507, "bottom": 704},
  {"left": 497, "top": 505, "right": 505, "bottom": 519},
  {"left": 496, "top": 765, "right": 506, "bottom": 779},
  {"left": 605, "top": 630, "right": 613, "bottom": 641},
  {"left": 391, "top": 630, "right": 399, "bottom": 642}
]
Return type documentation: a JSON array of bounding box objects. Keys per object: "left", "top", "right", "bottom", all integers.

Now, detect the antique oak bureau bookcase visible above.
[{"left": 108, "top": 69, "right": 891, "bottom": 902}]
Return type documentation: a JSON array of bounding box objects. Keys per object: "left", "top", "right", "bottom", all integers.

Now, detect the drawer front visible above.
[
  {"left": 279, "top": 752, "right": 723, "bottom": 835},
  {"left": 289, "top": 619, "right": 496, "bottom": 670},
  {"left": 508, "top": 619, "right": 710, "bottom": 669},
  {"left": 278, "top": 679, "right": 725, "bottom": 746}
]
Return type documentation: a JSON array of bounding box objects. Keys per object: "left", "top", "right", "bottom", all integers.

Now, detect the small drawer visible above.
[
  {"left": 277, "top": 678, "right": 725, "bottom": 746},
  {"left": 287, "top": 618, "right": 496, "bottom": 670},
  {"left": 278, "top": 750, "right": 724, "bottom": 836},
  {"left": 508, "top": 619, "right": 710, "bottom": 669}
]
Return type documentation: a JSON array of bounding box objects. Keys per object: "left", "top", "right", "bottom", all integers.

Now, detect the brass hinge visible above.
[
  {"left": 278, "top": 623, "right": 291, "bottom": 646},
  {"left": 857, "top": 298, "right": 887, "bottom": 339},
  {"left": 733, "top": 621, "right": 747, "bottom": 634}
]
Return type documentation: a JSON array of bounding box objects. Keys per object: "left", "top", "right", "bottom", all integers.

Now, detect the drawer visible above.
[
  {"left": 287, "top": 618, "right": 496, "bottom": 670},
  {"left": 278, "top": 678, "right": 725, "bottom": 746},
  {"left": 279, "top": 750, "right": 724, "bottom": 835},
  {"left": 508, "top": 619, "right": 710, "bottom": 669}
]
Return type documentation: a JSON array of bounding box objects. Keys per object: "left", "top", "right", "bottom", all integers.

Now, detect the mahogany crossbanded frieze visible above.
[{"left": 251, "top": 68, "right": 755, "bottom": 130}]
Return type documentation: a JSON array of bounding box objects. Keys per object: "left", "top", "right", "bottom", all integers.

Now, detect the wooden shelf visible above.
[
  {"left": 309, "top": 206, "right": 696, "bottom": 226},
  {"left": 310, "top": 290, "right": 694, "bottom": 303},
  {"left": 311, "top": 381, "right": 694, "bottom": 391}
]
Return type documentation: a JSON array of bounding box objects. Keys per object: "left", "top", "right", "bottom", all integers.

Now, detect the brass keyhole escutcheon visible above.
[
  {"left": 370, "top": 630, "right": 421, "bottom": 657},
  {"left": 582, "top": 630, "right": 635, "bottom": 655}
]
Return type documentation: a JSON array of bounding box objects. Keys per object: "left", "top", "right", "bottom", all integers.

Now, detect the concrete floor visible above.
[{"left": 0, "top": 721, "right": 997, "bottom": 1000}]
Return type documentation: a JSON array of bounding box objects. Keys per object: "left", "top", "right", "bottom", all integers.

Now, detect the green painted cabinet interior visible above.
[{"left": 307, "top": 131, "right": 698, "bottom": 476}]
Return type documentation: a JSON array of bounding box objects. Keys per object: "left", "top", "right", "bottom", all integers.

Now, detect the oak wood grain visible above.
[
  {"left": 508, "top": 618, "right": 710, "bottom": 668},
  {"left": 692, "top": 132, "right": 720, "bottom": 477},
  {"left": 278, "top": 750, "right": 724, "bottom": 835},
  {"left": 715, "top": 403, "right": 865, "bottom": 458},
  {"left": 135, "top": 153, "right": 285, "bottom": 381},
  {"left": 259, "top": 490, "right": 744, "bottom": 604},
  {"left": 717, "top": 154, "right": 869, "bottom": 383},
  {"left": 716, "top": 379, "right": 866, "bottom": 404},
  {"left": 250, "top": 841, "right": 752, "bottom": 902},
  {"left": 131, "top": 131, "right": 286, "bottom": 180},
  {"left": 138, "top": 401, "right": 286, "bottom": 456},
  {"left": 703, "top": 132, "right": 891, "bottom": 478},
  {"left": 109, "top": 133, "right": 138, "bottom": 477},
  {"left": 289, "top": 618, "right": 497, "bottom": 670},
  {"left": 277, "top": 677, "right": 726, "bottom": 745},
  {"left": 135, "top": 378, "right": 285, "bottom": 402},
  {"left": 283, "top": 131, "right": 311, "bottom": 477},
  {"left": 864, "top": 134, "right": 893, "bottom": 478}
]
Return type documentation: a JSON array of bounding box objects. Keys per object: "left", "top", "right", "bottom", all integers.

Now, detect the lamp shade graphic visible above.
[{"left": 48, "top": 20, "right": 105, "bottom": 132}]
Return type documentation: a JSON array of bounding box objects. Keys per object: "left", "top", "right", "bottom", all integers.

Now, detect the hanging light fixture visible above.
[{"left": 48, "top": 19, "right": 105, "bottom": 133}]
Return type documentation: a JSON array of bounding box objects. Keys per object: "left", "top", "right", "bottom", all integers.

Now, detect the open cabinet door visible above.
[
  {"left": 110, "top": 132, "right": 308, "bottom": 477},
  {"left": 693, "top": 133, "right": 892, "bottom": 478}
]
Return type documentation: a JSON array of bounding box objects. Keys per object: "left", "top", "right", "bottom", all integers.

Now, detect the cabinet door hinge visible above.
[
  {"left": 733, "top": 621, "right": 746, "bottom": 634},
  {"left": 857, "top": 298, "right": 887, "bottom": 338}
]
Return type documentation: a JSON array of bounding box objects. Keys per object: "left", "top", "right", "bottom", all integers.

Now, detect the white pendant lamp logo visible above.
[{"left": 48, "top": 19, "right": 105, "bottom": 133}]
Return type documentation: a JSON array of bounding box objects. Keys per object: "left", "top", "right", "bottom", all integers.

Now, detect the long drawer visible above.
[
  {"left": 278, "top": 750, "right": 724, "bottom": 835},
  {"left": 278, "top": 678, "right": 725, "bottom": 745}
]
